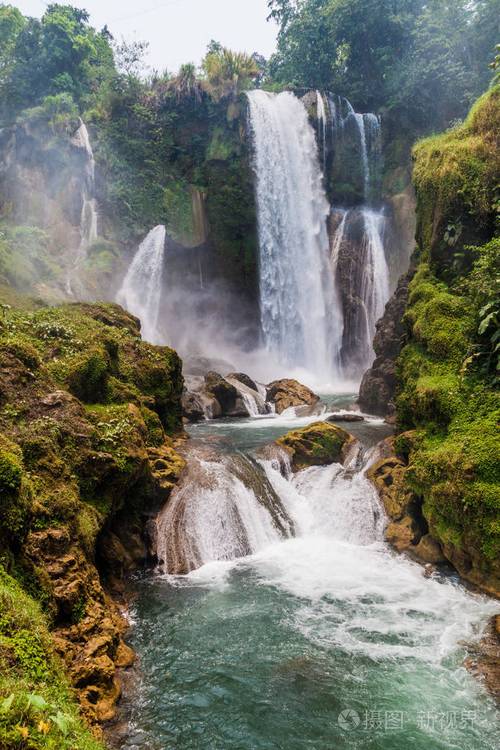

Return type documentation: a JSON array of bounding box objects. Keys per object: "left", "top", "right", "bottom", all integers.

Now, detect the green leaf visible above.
[
  {"left": 50, "top": 710, "right": 72, "bottom": 736},
  {"left": 26, "top": 693, "right": 49, "bottom": 711},
  {"left": 478, "top": 312, "right": 495, "bottom": 335},
  {"left": 0, "top": 694, "right": 15, "bottom": 713}
]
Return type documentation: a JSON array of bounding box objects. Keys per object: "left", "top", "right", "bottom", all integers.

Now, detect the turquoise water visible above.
[{"left": 123, "top": 404, "right": 499, "bottom": 750}]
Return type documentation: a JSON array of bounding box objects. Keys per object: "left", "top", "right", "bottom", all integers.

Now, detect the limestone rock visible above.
[
  {"left": 266, "top": 379, "right": 319, "bottom": 414},
  {"left": 227, "top": 372, "right": 259, "bottom": 392}
]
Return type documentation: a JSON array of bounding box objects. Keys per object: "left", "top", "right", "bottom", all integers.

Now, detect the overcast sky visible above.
[{"left": 12, "top": 0, "right": 278, "bottom": 73}]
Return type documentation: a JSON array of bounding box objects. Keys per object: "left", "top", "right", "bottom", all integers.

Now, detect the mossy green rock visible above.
[
  {"left": 395, "top": 86, "right": 500, "bottom": 597},
  {"left": 0, "top": 294, "right": 185, "bottom": 731},
  {"left": 277, "top": 422, "right": 354, "bottom": 472}
]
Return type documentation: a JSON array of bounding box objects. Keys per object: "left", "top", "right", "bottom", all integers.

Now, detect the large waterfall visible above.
[
  {"left": 246, "top": 90, "right": 343, "bottom": 381},
  {"left": 247, "top": 89, "right": 392, "bottom": 385},
  {"left": 117, "top": 225, "right": 167, "bottom": 344}
]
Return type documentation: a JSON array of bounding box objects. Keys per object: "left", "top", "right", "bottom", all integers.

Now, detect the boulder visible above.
[
  {"left": 204, "top": 371, "right": 248, "bottom": 417},
  {"left": 326, "top": 413, "right": 365, "bottom": 423},
  {"left": 227, "top": 372, "right": 259, "bottom": 393},
  {"left": 276, "top": 421, "right": 354, "bottom": 472},
  {"left": 266, "top": 378, "right": 319, "bottom": 414},
  {"left": 182, "top": 389, "right": 206, "bottom": 422}
]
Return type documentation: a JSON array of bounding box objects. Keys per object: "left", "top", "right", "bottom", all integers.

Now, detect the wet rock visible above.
[
  {"left": 182, "top": 389, "right": 206, "bottom": 422},
  {"left": 359, "top": 268, "right": 414, "bottom": 416},
  {"left": 465, "top": 615, "right": 500, "bottom": 703},
  {"left": 227, "top": 372, "right": 259, "bottom": 392},
  {"left": 411, "top": 534, "right": 447, "bottom": 565},
  {"left": 277, "top": 421, "right": 355, "bottom": 472},
  {"left": 326, "top": 413, "right": 365, "bottom": 423},
  {"left": 368, "top": 443, "right": 449, "bottom": 567},
  {"left": 266, "top": 378, "right": 319, "bottom": 414}
]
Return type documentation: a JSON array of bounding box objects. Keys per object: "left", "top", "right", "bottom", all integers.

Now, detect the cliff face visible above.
[
  {"left": 370, "top": 86, "right": 500, "bottom": 597},
  {"left": 0, "top": 297, "right": 185, "bottom": 745}
]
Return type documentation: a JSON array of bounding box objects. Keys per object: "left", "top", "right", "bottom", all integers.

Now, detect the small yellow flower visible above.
[
  {"left": 17, "top": 725, "right": 29, "bottom": 739},
  {"left": 38, "top": 719, "right": 51, "bottom": 735}
]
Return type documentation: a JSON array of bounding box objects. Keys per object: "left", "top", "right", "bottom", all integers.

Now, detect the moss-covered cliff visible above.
[
  {"left": 0, "top": 292, "right": 185, "bottom": 746},
  {"left": 374, "top": 86, "right": 500, "bottom": 596}
]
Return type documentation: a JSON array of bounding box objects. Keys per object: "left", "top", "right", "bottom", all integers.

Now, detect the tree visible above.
[
  {"left": 0, "top": 4, "right": 115, "bottom": 120},
  {"left": 168, "top": 62, "right": 204, "bottom": 102},
  {"left": 202, "top": 48, "right": 260, "bottom": 101},
  {"left": 0, "top": 5, "right": 25, "bottom": 89},
  {"left": 267, "top": 0, "right": 500, "bottom": 129}
]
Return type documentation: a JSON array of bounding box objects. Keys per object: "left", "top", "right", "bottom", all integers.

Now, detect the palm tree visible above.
[
  {"left": 202, "top": 48, "right": 260, "bottom": 102},
  {"left": 168, "top": 63, "right": 204, "bottom": 102}
]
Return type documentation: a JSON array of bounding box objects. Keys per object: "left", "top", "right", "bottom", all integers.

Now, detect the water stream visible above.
[
  {"left": 123, "top": 404, "right": 498, "bottom": 750},
  {"left": 117, "top": 225, "right": 167, "bottom": 344},
  {"left": 66, "top": 120, "right": 98, "bottom": 297}
]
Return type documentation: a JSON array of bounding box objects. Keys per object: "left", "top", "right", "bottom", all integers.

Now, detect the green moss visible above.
[
  {"left": 397, "top": 88, "right": 500, "bottom": 591},
  {"left": 277, "top": 422, "right": 351, "bottom": 471},
  {"left": 67, "top": 348, "right": 111, "bottom": 403},
  {"left": 412, "top": 86, "right": 499, "bottom": 271},
  {"left": 0, "top": 434, "right": 31, "bottom": 538},
  {"left": 0, "top": 567, "right": 104, "bottom": 750}
]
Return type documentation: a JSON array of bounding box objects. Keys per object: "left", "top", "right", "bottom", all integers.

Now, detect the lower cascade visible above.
[
  {"left": 128, "top": 408, "right": 498, "bottom": 750},
  {"left": 116, "top": 225, "right": 167, "bottom": 344}
]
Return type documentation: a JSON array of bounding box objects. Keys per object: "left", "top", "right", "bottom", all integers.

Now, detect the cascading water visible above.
[
  {"left": 320, "top": 92, "right": 391, "bottom": 376},
  {"left": 133, "top": 411, "right": 498, "bottom": 750},
  {"left": 156, "top": 447, "right": 294, "bottom": 573},
  {"left": 316, "top": 90, "right": 328, "bottom": 172},
  {"left": 66, "top": 121, "right": 98, "bottom": 297},
  {"left": 116, "top": 225, "right": 166, "bottom": 344},
  {"left": 246, "top": 90, "right": 344, "bottom": 381}
]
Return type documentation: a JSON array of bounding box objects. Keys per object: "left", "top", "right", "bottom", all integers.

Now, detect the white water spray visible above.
[
  {"left": 117, "top": 225, "right": 166, "bottom": 344},
  {"left": 247, "top": 90, "right": 342, "bottom": 381}
]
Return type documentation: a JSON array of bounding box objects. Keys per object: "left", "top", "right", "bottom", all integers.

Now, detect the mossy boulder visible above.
[{"left": 277, "top": 422, "right": 354, "bottom": 472}]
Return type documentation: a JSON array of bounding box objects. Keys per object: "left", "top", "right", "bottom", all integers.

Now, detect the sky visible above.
[{"left": 12, "top": 0, "right": 279, "bottom": 73}]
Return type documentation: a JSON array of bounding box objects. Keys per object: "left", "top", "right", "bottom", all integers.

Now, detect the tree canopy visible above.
[{"left": 267, "top": 0, "right": 500, "bottom": 128}]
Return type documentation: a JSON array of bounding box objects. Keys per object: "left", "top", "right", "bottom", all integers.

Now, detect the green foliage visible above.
[
  {"left": 0, "top": 4, "right": 115, "bottom": 122},
  {"left": 268, "top": 0, "right": 500, "bottom": 131},
  {"left": 397, "top": 88, "right": 500, "bottom": 589},
  {"left": 0, "top": 567, "right": 104, "bottom": 750},
  {"left": 202, "top": 47, "right": 260, "bottom": 102}
]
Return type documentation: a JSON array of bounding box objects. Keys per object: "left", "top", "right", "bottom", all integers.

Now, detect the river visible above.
[{"left": 119, "top": 398, "right": 499, "bottom": 750}]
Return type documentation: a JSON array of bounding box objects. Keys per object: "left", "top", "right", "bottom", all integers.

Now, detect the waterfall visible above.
[
  {"left": 260, "top": 443, "right": 386, "bottom": 547},
  {"left": 66, "top": 121, "right": 98, "bottom": 296},
  {"left": 117, "top": 225, "right": 166, "bottom": 344},
  {"left": 246, "top": 90, "right": 342, "bottom": 381},
  {"left": 156, "top": 449, "right": 294, "bottom": 574},
  {"left": 316, "top": 90, "right": 327, "bottom": 173},
  {"left": 329, "top": 207, "right": 390, "bottom": 375}
]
